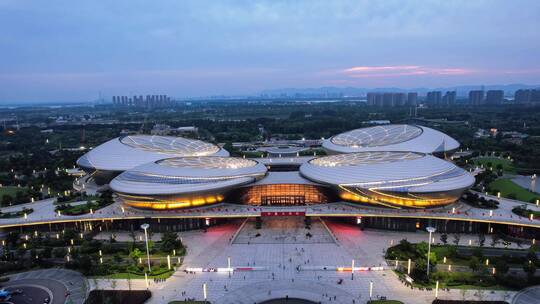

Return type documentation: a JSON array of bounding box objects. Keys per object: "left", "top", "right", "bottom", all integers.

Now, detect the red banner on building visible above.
[{"left": 260, "top": 211, "right": 306, "bottom": 216}]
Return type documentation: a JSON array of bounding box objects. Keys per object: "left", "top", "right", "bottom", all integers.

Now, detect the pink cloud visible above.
[
  {"left": 342, "top": 65, "right": 473, "bottom": 78},
  {"left": 344, "top": 66, "right": 420, "bottom": 73}
]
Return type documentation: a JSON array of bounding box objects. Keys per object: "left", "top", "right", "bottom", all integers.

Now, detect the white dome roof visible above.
[
  {"left": 110, "top": 156, "right": 267, "bottom": 195},
  {"left": 323, "top": 124, "right": 459, "bottom": 154},
  {"left": 77, "top": 135, "right": 229, "bottom": 172},
  {"left": 300, "top": 151, "right": 474, "bottom": 193}
]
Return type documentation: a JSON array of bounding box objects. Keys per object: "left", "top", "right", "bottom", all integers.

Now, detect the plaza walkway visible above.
[{"left": 90, "top": 218, "right": 518, "bottom": 304}]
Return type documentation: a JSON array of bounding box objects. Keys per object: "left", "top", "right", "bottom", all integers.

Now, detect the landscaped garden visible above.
[
  {"left": 512, "top": 206, "right": 540, "bottom": 219},
  {"left": 488, "top": 179, "right": 540, "bottom": 203},
  {"left": 0, "top": 185, "right": 28, "bottom": 197},
  {"left": 55, "top": 191, "right": 115, "bottom": 215},
  {"left": 0, "top": 185, "right": 33, "bottom": 207},
  {"left": 0, "top": 228, "right": 185, "bottom": 280},
  {"left": 386, "top": 239, "right": 540, "bottom": 291},
  {"left": 0, "top": 207, "right": 33, "bottom": 218},
  {"left": 472, "top": 157, "right": 515, "bottom": 173},
  {"left": 461, "top": 192, "right": 499, "bottom": 209}
]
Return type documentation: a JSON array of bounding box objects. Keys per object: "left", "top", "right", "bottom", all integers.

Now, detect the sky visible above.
[{"left": 0, "top": 0, "right": 539, "bottom": 103}]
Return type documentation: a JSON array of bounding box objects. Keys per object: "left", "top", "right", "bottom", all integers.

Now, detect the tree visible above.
[
  {"left": 523, "top": 262, "right": 537, "bottom": 281},
  {"left": 160, "top": 232, "right": 183, "bottom": 253},
  {"left": 129, "top": 248, "right": 143, "bottom": 264},
  {"left": 76, "top": 254, "right": 93, "bottom": 275},
  {"left": 472, "top": 247, "right": 484, "bottom": 259},
  {"left": 98, "top": 191, "right": 113, "bottom": 207},
  {"left": 411, "top": 258, "right": 429, "bottom": 282},
  {"left": 526, "top": 248, "right": 538, "bottom": 265},
  {"left": 469, "top": 256, "right": 480, "bottom": 272},
  {"left": 495, "top": 260, "right": 509, "bottom": 277},
  {"left": 1, "top": 194, "right": 13, "bottom": 206},
  {"left": 113, "top": 253, "right": 122, "bottom": 264},
  {"left": 440, "top": 234, "right": 448, "bottom": 245},
  {"left": 52, "top": 247, "right": 67, "bottom": 258},
  {"left": 478, "top": 234, "right": 486, "bottom": 247},
  {"left": 453, "top": 234, "right": 461, "bottom": 246},
  {"left": 6, "top": 231, "right": 20, "bottom": 247},
  {"left": 415, "top": 242, "right": 429, "bottom": 258}
]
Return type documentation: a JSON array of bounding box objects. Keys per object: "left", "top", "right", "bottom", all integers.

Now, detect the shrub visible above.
[{"left": 52, "top": 247, "right": 67, "bottom": 258}]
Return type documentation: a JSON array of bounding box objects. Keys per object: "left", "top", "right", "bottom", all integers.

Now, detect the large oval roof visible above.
[
  {"left": 323, "top": 124, "right": 459, "bottom": 154},
  {"left": 300, "top": 151, "right": 474, "bottom": 193},
  {"left": 110, "top": 156, "right": 267, "bottom": 195},
  {"left": 77, "top": 135, "right": 229, "bottom": 172}
]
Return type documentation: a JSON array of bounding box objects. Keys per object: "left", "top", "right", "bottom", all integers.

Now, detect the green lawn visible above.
[
  {"left": 0, "top": 186, "right": 28, "bottom": 197},
  {"left": 473, "top": 157, "right": 515, "bottom": 173},
  {"left": 54, "top": 196, "right": 98, "bottom": 205},
  {"left": 96, "top": 269, "right": 175, "bottom": 279},
  {"left": 489, "top": 178, "right": 540, "bottom": 202}
]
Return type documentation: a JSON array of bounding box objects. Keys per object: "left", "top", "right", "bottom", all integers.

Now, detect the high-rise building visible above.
[
  {"left": 442, "top": 91, "right": 456, "bottom": 106},
  {"left": 366, "top": 93, "right": 378, "bottom": 106},
  {"left": 394, "top": 93, "right": 406, "bottom": 106},
  {"left": 426, "top": 91, "right": 442, "bottom": 105},
  {"left": 469, "top": 90, "right": 485, "bottom": 105},
  {"left": 485, "top": 90, "right": 504, "bottom": 105},
  {"left": 382, "top": 93, "right": 394, "bottom": 107},
  {"left": 407, "top": 92, "right": 418, "bottom": 106},
  {"left": 367, "top": 92, "right": 410, "bottom": 107},
  {"left": 515, "top": 89, "right": 531, "bottom": 103},
  {"left": 532, "top": 89, "right": 540, "bottom": 103},
  {"left": 112, "top": 94, "right": 174, "bottom": 108}
]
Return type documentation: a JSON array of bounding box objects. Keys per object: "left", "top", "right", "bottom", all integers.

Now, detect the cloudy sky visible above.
[{"left": 1, "top": 0, "right": 539, "bottom": 102}]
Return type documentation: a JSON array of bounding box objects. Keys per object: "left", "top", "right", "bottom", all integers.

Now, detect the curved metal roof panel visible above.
[
  {"left": 323, "top": 124, "right": 460, "bottom": 154},
  {"left": 300, "top": 151, "right": 474, "bottom": 193},
  {"left": 76, "top": 135, "right": 229, "bottom": 172},
  {"left": 109, "top": 156, "right": 267, "bottom": 195}
]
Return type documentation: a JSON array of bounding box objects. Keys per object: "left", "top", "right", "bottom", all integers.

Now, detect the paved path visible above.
[
  {"left": 7, "top": 269, "right": 88, "bottom": 304},
  {"left": 91, "top": 219, "right": 518, "bottom": 304},
  {"left": 512, "top": 285, "right": 540, "bottom": 304},
  {"left": 512, "top": 175, "right": 540, "bottom": 195},
  {"left": 3, "top": 195, "right": 540, "bottom": 229}
]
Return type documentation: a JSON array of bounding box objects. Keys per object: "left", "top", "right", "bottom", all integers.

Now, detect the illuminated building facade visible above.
[
  {"left": 233, "top": 184, "right": 335, "bottom": 205},
  {"left": 299, "top": 151, "right": 474, "bottom": 208},
  {"left": 109, "top": 151, "right": 473, "bottom": 210},
  {"left": 82, "top": 124, "right": 473, "bottom": 210}
]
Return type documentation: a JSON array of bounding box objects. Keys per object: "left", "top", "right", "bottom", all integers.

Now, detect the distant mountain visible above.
[{"left": 260, "top": 84, "right": 540, "bottom": 98}]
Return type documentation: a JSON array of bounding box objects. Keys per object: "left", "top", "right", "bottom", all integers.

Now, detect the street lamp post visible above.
[
  {"left": 203, "top": 282, "right": 208, "bottom": 302},
  {"left": 351, "top": 259, "right": 355, "bottom": 280},
  {"left": 228, "top": 256, "right": 232, "bottom": 278},
  {"left": 426, "top": 226, "right": 436, "bottom": 278},
  {"left": 141, "top": 223, "right": 151, "bottom": 272}
]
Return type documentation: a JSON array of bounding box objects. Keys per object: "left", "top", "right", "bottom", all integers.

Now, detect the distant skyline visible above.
[{"left": 1, "top": 0, "right": 540, "bottom": 103}]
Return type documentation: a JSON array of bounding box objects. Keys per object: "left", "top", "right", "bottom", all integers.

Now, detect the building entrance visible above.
[
  {"left": 236, "top": 184, "right": 336, "bottom": 205},
  {"left": 261, "top": 195, "right": 306, "bottom": 206}
]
